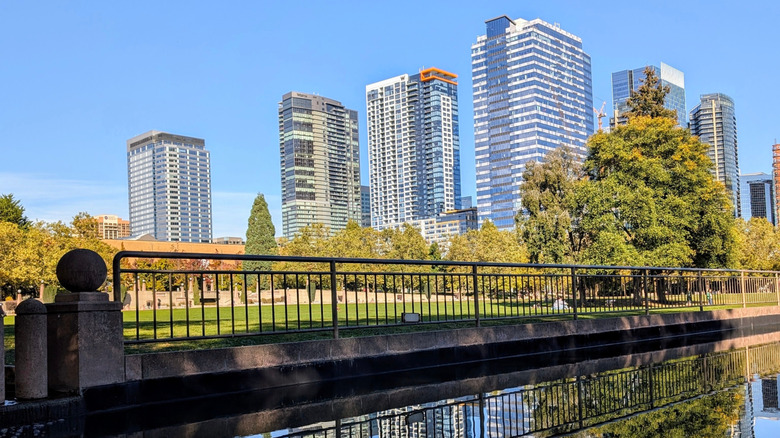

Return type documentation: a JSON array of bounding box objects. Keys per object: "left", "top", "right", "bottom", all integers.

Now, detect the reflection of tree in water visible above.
[
  {"left": 524, "top": 346, "right": 758, "bottom": 437},
  {"left": 579, "top": 388, "right": 744, "bottom": 438}
]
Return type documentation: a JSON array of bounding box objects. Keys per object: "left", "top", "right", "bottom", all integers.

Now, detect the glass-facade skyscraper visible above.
[
  {"left": 126, "top": 130, "right": 212, "bottom": 242},
  {"left": 279, "top": 92, "right": 361, "bottom": 239},
  {"left": 689, "top": 93, "right": 740, "bottom": 217},
  {"left": 611, "top": 63, "right": 686, "bottom": 126},
  {"left": 472, "top": 16, "right": 593, "bottom": 230},
  {"left": 366, "top": 68, "right": 461, "bottom": 230},
  {"left": 740, "top": 173, "right": 775, "bottom": 225}
]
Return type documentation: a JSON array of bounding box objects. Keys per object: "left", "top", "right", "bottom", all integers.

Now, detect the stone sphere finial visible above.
[{"left": 56, "top": 249, "right": 107, "bottom": 292}]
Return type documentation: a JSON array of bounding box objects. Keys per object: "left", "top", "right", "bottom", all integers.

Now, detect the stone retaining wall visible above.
[{"left": 125, "top": 306, "right": 780, "bottom": 381}]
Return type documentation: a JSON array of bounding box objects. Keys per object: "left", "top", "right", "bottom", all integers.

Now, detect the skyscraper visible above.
[
  {"left": 740, "top": 173, "right": 775, "bottom": 225},
  {"left": 689, "top": 93, "right": 740, "bottom": 217},
  {"left": 773, "top": 143, "right": 780, "bottom": 223},
  {"left": 366, "top": 68, "right": 461, "bottom": 230},
  {"left": 279, "top": 92, "right": 361, "bottom": 239},
  {"left": 472, "top": 16, "right": 594, "bottom": 230},
  {"left": 611, "top": 62, "right": 686, "bottom": 126},
  {"left": 360, "top": 185, "right": 371, "bottom": 228},
  {"left": 126, "top": 130, "right": 212, "bottom": 242}
]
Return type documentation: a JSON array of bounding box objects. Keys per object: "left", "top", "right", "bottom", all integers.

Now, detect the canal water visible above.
[{"left": 7, "top": 332, "right": 780, "bottom": 437}]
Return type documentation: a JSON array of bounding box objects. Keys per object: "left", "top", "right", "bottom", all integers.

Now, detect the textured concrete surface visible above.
[
  {"left": 126, "top": 306, "right": 780, "bottom": 381},
  {"left": 15, "top": 299, "right": 47, "bottom": 399},
  {"left": 47, "top": 292, "right": 123, "bottom": 394}
]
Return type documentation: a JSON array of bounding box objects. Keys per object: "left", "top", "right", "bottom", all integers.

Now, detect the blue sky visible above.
[{"left": 1, "top": 1, "right": 778, "bottom": 238}]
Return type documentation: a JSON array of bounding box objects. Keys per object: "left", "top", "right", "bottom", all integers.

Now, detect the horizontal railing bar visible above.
[{"left": 113, "top": 251, "right": 780, "bottom": 274}]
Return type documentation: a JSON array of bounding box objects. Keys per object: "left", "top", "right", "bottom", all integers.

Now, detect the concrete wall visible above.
[{"left": 125, "top": 306, "right": 780, "bottom": 382}]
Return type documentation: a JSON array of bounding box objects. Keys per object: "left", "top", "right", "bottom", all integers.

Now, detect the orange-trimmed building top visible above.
[{"left": 420, "top": 67, "right": 458, "bottom": 85}]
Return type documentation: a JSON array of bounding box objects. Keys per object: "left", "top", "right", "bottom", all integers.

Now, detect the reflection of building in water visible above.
[
  {"left": 739, "top": 381, "right": 756, "bottom": 438},
  {"left": 752, "top": 374, "right": 780, "bottom": 421},
  {"left": 762, "top": 378, "right": 779, "bottom": 411}
]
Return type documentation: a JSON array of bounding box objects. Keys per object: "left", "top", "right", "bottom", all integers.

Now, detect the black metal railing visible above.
[{"left": 112, "top": 251, "right": 780, "bottom": 344}]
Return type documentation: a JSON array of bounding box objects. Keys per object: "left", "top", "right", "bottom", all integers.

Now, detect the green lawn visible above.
[{"left": 2, "top": 294, "right": 775, "bottom": 364}]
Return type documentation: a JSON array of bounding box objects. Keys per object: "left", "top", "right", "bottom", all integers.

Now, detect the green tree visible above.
[
  {"left": 624, "top": 66, "right": 678, "bottom": 121},
  {"left": 0, "top": 193, "right": 29, "bottom": 227},
  {"left": 71, "top": 212, "right": 99, "bottom": 239},
  {"left": 582, "top": 115, "right": 737, "bottom": 269},
  {"left": 516, "top": 146, "right": 587, "bottom": 264},
  {"left": 736, "top": 217, "right": 779, "bottom": 270},
  {"left": 244, "top": 194, "right": 278, "bottom": 273},
  {"left": 428, "top": 242, "right": 442, "bottom": 262},
  {"left": 383, "top": 224, "right": 428, "bottom": 261},
  {"left": 446, "top": 220, "right": 528, "bottom": 265}
]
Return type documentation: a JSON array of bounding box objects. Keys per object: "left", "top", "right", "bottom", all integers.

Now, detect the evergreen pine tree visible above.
[
  {"left": 244, "top": 194, "right": 278, "bottom": 274},
  {"left": 625, "top": 66, "right": 678, "bottom": 121}
]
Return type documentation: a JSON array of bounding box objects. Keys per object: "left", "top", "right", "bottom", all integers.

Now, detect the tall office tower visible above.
[
  {"left": 611, "top": 62, "right": 686, "bottom": 127},
  {"left": 366, "top": 68, "right": 461, "bottom": 230},
  {"left": 360, "top": 185, "right": 371, "bottom": 228},
  {"left": 472, "top": 16, "right": 594, "bottom": 230},
  {"left": 127, "top": 131, "right": 212, "bottom": 242},
  {"left": 689, "top": 93, "right": 740, "bottom": 217},
  {"left": 773, "top": 143, "right": 780, "bottom": 223},
  {"left": 740, "top": 173, "right": 775, "bottom": 225},
  {"left": 279, "top": 92, "right": 361, "bottom": 239}
]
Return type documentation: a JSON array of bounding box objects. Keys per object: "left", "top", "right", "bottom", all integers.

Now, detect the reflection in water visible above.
[{"left": 252, "top": 343, "right": 780, "bottom": 438}]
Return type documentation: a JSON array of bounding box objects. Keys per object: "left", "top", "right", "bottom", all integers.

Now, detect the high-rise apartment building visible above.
[
  {"left": 611, "top": 62, "right": 686, "bottom": 126},
  {"left": 95, "top": 214, "right": 131, "bottom": 240},
  {"left": 740, "top": 173, "right": 775, "bottom": 225},
  {"left": 126, "top": 130, "right": 212, "bottom": 242},
  {"left": 472, "top": 16, "right": 593, "bottom": 230},
  {"left": 689, "top": 93, "right": 740, "bottom": 217},
  {"left": 773, "top": 143, "right": 780, "bottom": 223},
  {"left": 279, "top": 92, "right": 361, "bottom": 239},
  {"left": 366, "top": 68, "right": 461, "bottom": 230}
]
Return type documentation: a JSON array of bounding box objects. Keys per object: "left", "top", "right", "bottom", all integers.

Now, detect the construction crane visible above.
[{"left": 593, "top": 102, "right": 606, "bottom": 131}]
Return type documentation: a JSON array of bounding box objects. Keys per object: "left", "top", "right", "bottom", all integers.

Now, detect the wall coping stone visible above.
[{"left": 127, "top": 307, "right": 780, "bottom": 381}]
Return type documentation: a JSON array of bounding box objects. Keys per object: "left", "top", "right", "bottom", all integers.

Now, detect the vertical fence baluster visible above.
[
  {"left": 472, "top": 264, "right": 480, "bottom": 327},
  {"left": 643, "top": 270, "right": 649, "bottom": 316},
  {"left": 330, "top": 261, "right": 339, "bottom": 339},
  {"left": 571, "top": 268, "right": 578, "bottom": 321}
]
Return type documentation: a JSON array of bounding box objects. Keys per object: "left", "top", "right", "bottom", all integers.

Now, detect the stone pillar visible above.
[
  {"left": 47, "top": 249, "right": 124, "bottom": 394},
  {"left": 15, "top": 298, "right": 47, "bottom": 399}
]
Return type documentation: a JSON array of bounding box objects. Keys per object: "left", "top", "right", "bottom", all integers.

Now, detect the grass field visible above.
[{"left": 2, "top": 292, "right": 777, "bottom": 364}]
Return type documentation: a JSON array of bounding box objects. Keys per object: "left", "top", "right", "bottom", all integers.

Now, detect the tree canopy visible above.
[
  {"left": 516, "top": 146, "right": 587, "bottom": 264},
  {"left": 582, "top": 115, "right": 736, "bottom": 268}
]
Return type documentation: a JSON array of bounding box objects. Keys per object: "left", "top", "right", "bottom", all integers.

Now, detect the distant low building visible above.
[
  {"left": 102, "top": 238, "right": 244, "bottom": 255},
  {"left": 394, "top": 207, "right": 478, "bottom": 248},
  {"left": 96, "top": 214, "right": 131, "bottom": 240},
  {"left": 213, "top": 236, "right": 245, "bottom": 245}
]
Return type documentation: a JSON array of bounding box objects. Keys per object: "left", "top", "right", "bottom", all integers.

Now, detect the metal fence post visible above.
[
  {"left": 571, "top": 267, "right": 578, "bottom": 321},
  {"left": 776, "top": 273, "right": 779, "bottom": 306},
  {"left": 698, "top": 271, "right": 704, "bottom": 312},
  {"left": 643, "top": 270, "right": 649, "bottom": 315},
  {"left": 472, "top": 264, "right": 480, "bottom": 328},
  {"left": 330, "top": 260, "right": 339, "bottom": 339},
  {"left": 741, "top": 271, "right": 746, "bottom": 308}
]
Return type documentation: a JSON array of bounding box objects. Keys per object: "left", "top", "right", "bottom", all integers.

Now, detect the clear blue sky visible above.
[{"left": 1, "top": 1, "right": 778, "bottom": 238}]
